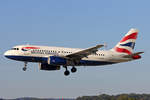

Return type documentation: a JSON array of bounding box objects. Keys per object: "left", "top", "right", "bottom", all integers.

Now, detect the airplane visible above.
[{"left": 4, "top": 28, "right": 144, "bottom": 76}]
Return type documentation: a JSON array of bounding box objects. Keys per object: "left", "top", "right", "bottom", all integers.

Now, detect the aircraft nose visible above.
[
  {"left": 4, "top": 51, "right": 8, "bottom": 56},
  {"left": 4, "top": 50, "right": 12, "bottom": 58},
  {"left": 4, "top": 50, "right": 19, "bottom": 60}
]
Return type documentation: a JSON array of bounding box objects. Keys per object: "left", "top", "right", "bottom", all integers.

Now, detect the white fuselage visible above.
[
  {"left": 4, "top": 45, "right": 132, "bottom": 66},
  {"left": 3, "top": 28, "right": 143, "bottom": 76}
]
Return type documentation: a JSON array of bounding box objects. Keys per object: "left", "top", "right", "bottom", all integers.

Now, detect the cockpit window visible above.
[{"left": 11, "top": 48, "right": 19, "bottom": 50}]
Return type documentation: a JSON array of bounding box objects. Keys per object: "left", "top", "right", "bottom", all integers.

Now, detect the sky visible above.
[{"left": 0, "top": 0, "right": 150, "bottom": 99}]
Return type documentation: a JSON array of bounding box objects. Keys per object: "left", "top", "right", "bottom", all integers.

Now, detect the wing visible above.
[{"left": 66, "top": 44, "right": 104, "bottom": 60}]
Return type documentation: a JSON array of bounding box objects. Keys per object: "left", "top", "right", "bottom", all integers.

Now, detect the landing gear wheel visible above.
[
  {"left": 23, "top": 62, "right": 27, "bottom": 71},
  {"left": 23, "top": 67, "right": 27, "bottom": 71},
  {"left": 63, "top": 66, "right": 70, "bottom": 76},
  {"left": 64, "top": 70, "right": 70, "bottom": 76},
  {"left": 71, "top": 67, "right": 77, "bottom": 73}
]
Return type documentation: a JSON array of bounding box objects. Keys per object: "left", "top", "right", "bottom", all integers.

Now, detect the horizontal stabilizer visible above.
[{"left": 123, "top": 52, "right": 144, "bottom": 58}]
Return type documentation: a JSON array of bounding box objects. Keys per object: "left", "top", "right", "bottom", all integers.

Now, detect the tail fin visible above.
[{"left": 112, "top": 28, "right": 139, "bottom": 55}]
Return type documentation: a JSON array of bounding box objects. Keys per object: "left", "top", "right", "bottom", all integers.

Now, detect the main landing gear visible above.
[
  {"left": 23, "top": 62, "right": 27, "bottom": 71},
  {"left": 63, "top": 66, "right": 77, "bottom": 76},
  {"left": 71, "top": 67, "right": 77, "bottom": 73}
]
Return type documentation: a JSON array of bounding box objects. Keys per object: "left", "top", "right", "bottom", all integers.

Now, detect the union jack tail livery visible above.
[{"left": 112, "top": 28, "right": 138, "bottom": 55}]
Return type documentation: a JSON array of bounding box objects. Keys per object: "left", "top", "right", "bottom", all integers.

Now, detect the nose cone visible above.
[
  {"left": 4, "top": 50, "right": 20, "bottom": 61},
  {"left": 4, "top": 50, "right": 12, "bottom": 58}
]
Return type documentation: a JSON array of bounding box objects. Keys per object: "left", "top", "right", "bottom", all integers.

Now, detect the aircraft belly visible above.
[
  {"left": 5, "top": 55, "right": 47, "bottom": 63},
  {"left": 5, "top": 55, "right": 116, "bottom": 66},
  {"left": 76, "top": 60, "right": 116, "bottom": 66}
]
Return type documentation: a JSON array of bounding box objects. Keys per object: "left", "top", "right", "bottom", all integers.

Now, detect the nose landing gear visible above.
[{"left": 23, "top": 62, "right": 27, "bottom": 71}]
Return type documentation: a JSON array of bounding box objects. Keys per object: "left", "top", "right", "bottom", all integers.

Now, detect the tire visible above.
[
  {"left": 64, "top": 70, "right": 70, "bottom": 76},
  {"left": 71, "top": 67, "right": 77, "bottom": 73},
  {"left": 23, "top": 67, "right": 27, "bottom": 71}
]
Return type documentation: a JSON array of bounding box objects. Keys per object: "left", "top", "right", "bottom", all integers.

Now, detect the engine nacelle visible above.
[
  {"left": 39, "top": 63, "right": 60, "bottom": 71},
  {"left": 48, "top": 56, "right": 67, "bottom": 65}
]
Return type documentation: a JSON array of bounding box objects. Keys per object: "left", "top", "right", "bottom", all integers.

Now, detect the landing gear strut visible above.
[
  {"left": 23, "top": 62, "right": 27, "bottom": 71},
  {"left": 63, "top": 66, "right": 70, "bottom": 76}
]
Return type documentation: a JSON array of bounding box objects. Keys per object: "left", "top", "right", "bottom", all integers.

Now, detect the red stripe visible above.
[
  {"left": 120, "top": 32, "right": 137, "bottom": 42},
  {"left": 23, "top": 47, "right": 40, "bottom": 49},
  {"left": 115, "top": 47, "right": 132, "bottom": 55},
  {"left": 132, "top": 55, "right": 141, "bottom": 59}
]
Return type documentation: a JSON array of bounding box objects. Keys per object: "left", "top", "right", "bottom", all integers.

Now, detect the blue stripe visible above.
[
  {"left": 5, "top": 55, "right": 47, "bottom": 63},
  {"left": 5, "top": 55, "right": 116, "bottom": 66},
  {"left": 120, "top": 42, "right": 135, "bottom": 49}
]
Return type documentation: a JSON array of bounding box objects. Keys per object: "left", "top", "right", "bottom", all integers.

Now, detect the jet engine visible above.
[{"left": 47, "top": 56, "right": 67, "bottom": 65}]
